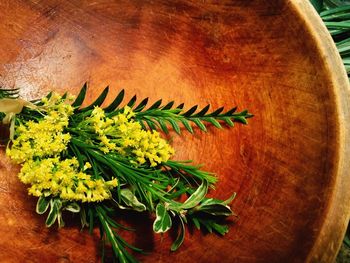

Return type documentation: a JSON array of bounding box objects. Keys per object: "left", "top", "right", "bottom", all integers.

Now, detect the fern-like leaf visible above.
[{"left": 69, "top": 85, "right": 253, "bottom": 134}]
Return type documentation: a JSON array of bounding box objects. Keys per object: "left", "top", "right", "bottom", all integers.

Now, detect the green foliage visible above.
[
  {"left": 153, "top": 203, "right": 173, "bottom": 233},
  {"left": 11, "top": 84, "right": 250, "bottom": 263},
  {"left": 0, "top": 88, "right": 19, "bottom": 99},
  {"left": 71, "top": 83, "right": 253, "bottom": 135},
  {"left": 311, "top": 1, "right": 350, "bottom": 260},
  {"left": 311, "top": 0, "right": 350, "bottom": 79},
  {"left": 66, "top": 85, "right": 246, "bottom": 262}
]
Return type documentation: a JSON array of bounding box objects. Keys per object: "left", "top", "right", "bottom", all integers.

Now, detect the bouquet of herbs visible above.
[{"left": 0, "top": 84, "right": 252, "bottom": 263}]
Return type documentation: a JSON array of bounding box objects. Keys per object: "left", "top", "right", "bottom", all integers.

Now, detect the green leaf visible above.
[
  {"left": 193, "top": 217, "right": 229, "bottom": 235},
  {"left": 162, "top": 101, "right": 174, "bottom": 110},
  {"left": 321, "top": 4, "right": 350, "bottom": 17},
  {"left": 181, "top": 180, "right": 208, "bottom": 209},
  {"left": 46, "top": 91, "right": 53, "bottom": 99},
  {"left": 147, "top": 99, "right": 162, "bottom": 110},
  {"left": 82, "top": 86, "right": 109, "bottom": 110},
  {"left": 153, "top": 203, "right": 172, "bottom": 233},
  {"left": 146, "top": 119, "right": 157, "bottom": 130},
  {"left": 64, "top": 202, "right": 81, "bottom": 213},
  {"left": 80, "top": 206, "right": 88, "bottom": 229},
  {"left": 96, "top": 208, "right": 137, "bottom": 263},
  {"left": 157, "top": 118, "right": 169, "bottom": 134},
  {"left": 119, "top": 188, "right": 147, "bottom": 212},
  {"left": 127, "top": 95, "right": 137, "bottom": 108},
  {"left": 222, "top": 117, "right": 234, "bottom": 127},
  {"left": 200, "top": 193, "right": 236, "bottom": 206},
  {"left": 208, "top": 106, "right": 224, "bottom": 116},
  {"left": 104, "top": 89, "right": 125, "bottom": 112},
  {"left": 134, "top": 97, "right": 149, "bottom": 112},
  {"left": 225, "top": 106, "right": 237, "bottom": 115},
  {"left": 192, "top": 118, "right": 207, "bottom": 132},
  {"left": 233, "top": 115, "right": 248, "bottom": 124},
  {"left": 182, "top": 105, "right": 198, "bottom": 117},
  {"left": 181, "top": 119, "right": 194, "bottom": 134},
  {"left": 167, "top": 118, "right": 181, "bottom": 134},
  {"left": 194, "top": 104, "right": 210, "bottom": 116},
  {"left": 61, "top": 92, "right": 68, "bottom": 100},
  {"left": 36, "top": 196, "right": 50, "bottom": 215},
  {"left": 45, "top": 199, "right": 62, "bottom": 227},
  {"left": 71, "top": 82, "right": 87, "bottom": 107},
  {"left": 194, "top": 204, "right": 233, "bottom": 216},
  {"left": 177, "top": 103, "right": 184, "bottom": 109},
  {"left": 192, "top": 217, "right": 200, "bottom": 230},
  {"left": 311, "top": 0, "right": 324, "bottom": 12},
  {"left": 206, "top": 117, "right": 222, "bottom": 129},
  {"left": 171, "top": 216, "right": 185, "bottom": 251},
  {"left": 211, "top": 222, "right": 229, "bottom": 235},
  {"left": 57, "top": 212, "right": 65, "bottom": 228}
]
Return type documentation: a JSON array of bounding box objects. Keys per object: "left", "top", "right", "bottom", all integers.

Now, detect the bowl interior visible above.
[{"left": 0, "top": 1, "right": 347, "bottom": 262}]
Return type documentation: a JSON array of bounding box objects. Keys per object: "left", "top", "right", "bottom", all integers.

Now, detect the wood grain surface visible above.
[{"left": 0, "top": 0, "right": 349, "bottom": 262}]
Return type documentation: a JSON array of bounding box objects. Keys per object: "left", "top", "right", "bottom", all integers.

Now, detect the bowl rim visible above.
[{"left": 290, "top": 0, "right": 350, "bottom": 262}]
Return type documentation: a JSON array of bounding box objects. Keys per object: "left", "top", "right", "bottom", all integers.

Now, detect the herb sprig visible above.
[{"left": 2, "top": 84, "right": 252, "bottom": 262}]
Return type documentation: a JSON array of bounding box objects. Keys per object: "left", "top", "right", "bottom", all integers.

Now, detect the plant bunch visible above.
[
  {"left": 311, "top": 0, "right": 350, "bottom": 80},
  {"left": 0, "top": 85, "right": 252, "bottom": 263}
]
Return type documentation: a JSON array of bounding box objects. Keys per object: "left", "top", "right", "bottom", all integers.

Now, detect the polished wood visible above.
[{"left": 0, "top": 0, "right": 349, "bottom": 262}]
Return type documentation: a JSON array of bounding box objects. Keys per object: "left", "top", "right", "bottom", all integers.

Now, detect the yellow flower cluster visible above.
[
  {"left": 86, "top": 106, "right": 174, "bottom": 167},
  {"left": 19, "top": 157, "right": 118, "bottom": 202},
  {"left": 6, "top": 93, "right": 73, "bottom": 163},
  {"left": 6, "top": 93, "right": 118, "bottom": 203}
]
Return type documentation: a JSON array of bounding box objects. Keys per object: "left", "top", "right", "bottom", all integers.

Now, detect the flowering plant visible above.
[{"left": 0, "top": 85, "right": 252, "bottom": 262}]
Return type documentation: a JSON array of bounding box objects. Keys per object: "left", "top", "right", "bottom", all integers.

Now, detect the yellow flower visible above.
[
  {"left": 83, "top": 106, "right": 175, "bottom": 167},
  {"left": 18, "top": 157, "right": 118, "bottom": 203},
  {"left": 83, "top": 162, "right": 92, "bottom": 171},
  {"left": 6, "top": 94, "right": 73, "bottom": 163}
]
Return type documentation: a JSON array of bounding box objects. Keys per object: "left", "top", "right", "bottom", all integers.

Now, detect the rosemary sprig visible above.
[{"left": 71, "top": 83, "right": 253, "bottom": 134}]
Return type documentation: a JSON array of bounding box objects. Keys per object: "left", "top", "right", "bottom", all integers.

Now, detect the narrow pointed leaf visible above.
[
  {"left": 181, "top": 119, "right": 194, "bottom": 134},
  {"left": 233, "top": 116, "right": 248, "bottom": 124},
  {"left": 61, "top": 92, "right": 68, "bottom": 100},
  {"left": 167, "top": 118, "right": 181, "bottom": 134},
  {"left": 182, "top": 105, "right": 198, "bottom": 117},
  {"left": 157, "top": 119, "right": 169, "bottom": 134},
  {"left": 181, "top": 180, "right": 208, "bottom": 209},
  {"left": 162, "top": 101, "right": 174, "bottom": 110},
  {"left": 83, "top": 86, "right": 109, "bottom": 110},
  {"left": 127, "top": 95, "right": 137, "bottom": 108},
  {"left": 104, "top": 89, "right": 125, "bottom": 112},
  {"left": 64, "top": 202, "right": 81, "bottom": 213},
  {"left": 195, "top": 204, "right": 233, "bottom": 216},
  {"left": 72, "top": 83, "right": 87, "bottom": 107},
  {"left": 206, "top": 117, "right": 222, "bottom": 128},
  {"left": 171, "top": 216, "right": 185, "bottom": 251},
  {"left": 177, "top": 103, "right": 185, "bottom": 109},
  {"left": 222, "top": 117, "right": 234, "bottom": 127},
  {"left": 225, "top": 106, "right": 237, "bottom": 115},
  {"left": 36, "top": 196, "right": 50, "bottom": 215},
  {"left": 45, "top": 199, "right": 62, "bottom": 227},
  {"left": 147, "top": 99, "right": 162, "bottom": 110},
  {"left": 209, "top": 106, "right": 224, "bottom": 116},
  {"left": 120, "top": 188, "right": 147, "bottom": 212},
  {"left": 192, "top": 118, "right": 207, "bottom": 132},
  {"left": 134, "top": 98, "right": 149, "bottom": 112},
  {"left": 194, "top": 104, "right": 210, "bottom": 116},
  {"left": 146, "top": 119, "right": 157, "bottom": 130}
]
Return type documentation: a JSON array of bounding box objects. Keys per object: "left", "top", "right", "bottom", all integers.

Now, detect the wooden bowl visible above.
[{"left": 0, "top": 0, "right": 349, "bottom": 262}]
